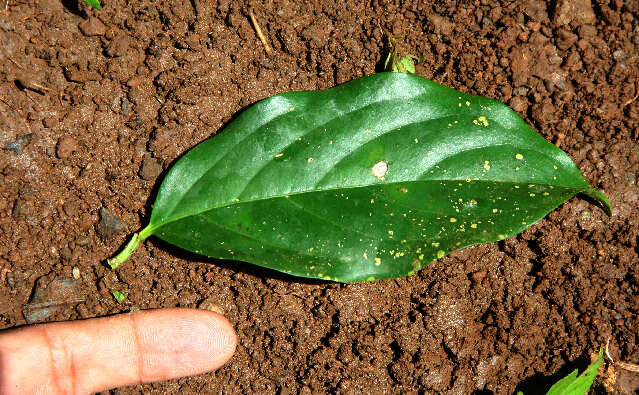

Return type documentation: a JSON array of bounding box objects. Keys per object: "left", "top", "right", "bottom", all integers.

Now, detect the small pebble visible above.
[
  {"left": 96, "top": 208, "right": 124, "bottom": 240},
  {"left": 79, "top": 17, "right": 106, "bottom": 36},
  {"left": 76, "top": 303, "right": 90, "bottom": 318},
  {"left": 126, "top": 76, "right": 141, "bottom": 88},
  {"left": 612, "top": 49, "right": 625, "bottom": 61},
  {"left": 43, "top": 116, "right": 59, "bottom": 128},
  {"left": 198, "top": 297, "right": 225, "bottom": 315},
  {"left": 56, "top": 136, "right": 77, "bottom": 159},
  {"left": 3, "top": 134, "right": 33, "bottom": 155},
  {"left": 75, "top": 235, "right": 91, "bottom": 247},
  {"left": 63, "top": 199, "right": 80, "bottom": 217},
  {"left": 471, "top": 270, "right": 487, "bottom": 283},
  {"left": 72, "top": 267, "right": 80, "bottom": 279},
  {"left": 105, "top": 34, "right": 129, "bottom": 57},
  {"left": 139, "top": 156, "right": 162, "bottom": 181}
]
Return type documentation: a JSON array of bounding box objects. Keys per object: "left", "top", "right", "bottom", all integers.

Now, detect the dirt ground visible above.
[{"left": 1, "top": 0, "right": 638, "bottom": 393}]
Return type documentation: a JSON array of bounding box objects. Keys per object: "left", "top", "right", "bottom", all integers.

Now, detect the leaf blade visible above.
[{"left": 136, "top": 73, "right": 607, "bottom": 281}]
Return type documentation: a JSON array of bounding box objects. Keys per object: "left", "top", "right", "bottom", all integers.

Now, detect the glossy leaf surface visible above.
[{"left": 112, "top": 73, "right": 609, "bottom": 282}]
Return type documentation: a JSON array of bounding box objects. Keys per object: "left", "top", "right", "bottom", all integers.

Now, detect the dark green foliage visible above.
[{"left": 110, "top": 73, "right": 609, "bottom": 282}]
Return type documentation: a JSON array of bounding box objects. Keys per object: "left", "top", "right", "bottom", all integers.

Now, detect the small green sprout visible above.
[
  {"left": 83, "top": 0, "right": 101, "bottom": 10},
  {"left": 518, "top": 347, "right": 604, "bottom": 395},
  {"left": 104, "top": 280, "right": 127, "bottom": 303},
  {"left": 383, "top": 29, "right": 425, "bottom": 74}
]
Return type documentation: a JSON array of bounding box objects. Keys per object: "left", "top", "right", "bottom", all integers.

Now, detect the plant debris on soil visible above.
[{"left": 0, "top": 0, "right": 637, "bottom": 393}]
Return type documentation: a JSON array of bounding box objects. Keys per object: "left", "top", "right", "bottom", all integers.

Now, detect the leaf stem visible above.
[
  {"left": 582, "top": 187, "right": 612, "bottom": 216},
  {"left": 107, "top": 225, "right": 154, "bottom": 269}
]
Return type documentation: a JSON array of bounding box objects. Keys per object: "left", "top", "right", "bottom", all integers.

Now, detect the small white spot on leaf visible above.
[{"left": 371, "top": 161, "right": 388, "bottom": 179}]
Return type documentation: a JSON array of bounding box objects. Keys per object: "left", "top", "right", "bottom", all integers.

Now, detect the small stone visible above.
[
  {"left": 56, "top": 136, "right": 77, "bottom": 159},
  {"left": 278, "top": 27, "right": 303, "bottom": 55},
  {"left": 96, "top": 208, "right": 124, "bottom": 240},
  {"left": 126, "top": 76, "right": 141, "bottom": 88},
  {"left": 76, "top": 303, "right": 90, "bottom": 318},
  {"left": 72, "top": 267, "right": 80, "bottom": 279},
  {"left": 523, "top": 0, "right": 547, "bottom": 21},
  {"left": 12, "top": 198, "right": 30, "bottom": 219},
  {"left": 23, "top": 277, "right": 84, "bottom": 324},
  {"left": 75, "top": 235, "right": 91, "bottom": 247},
  {"left": 43, "top": 116, "right": 59, "bottom": 128},
  {"left": 553, "top": 0, "right": 596, "bottom": 26},
  {"left": 3, "top": 133, "right": 33, "bottom": 155},
  {"left": 513, "top": 86, "right": 530, "bottom": 96},
  {"left": 472, "top": 270, "right": 487, "bottom": 283},
  {"left": 63, "top": 199, "right": 80, "bottom": 217},
  {"left": 556, "top": 29, "right": 578, "bottom": 50},
  {"left": 64, "top": 69, "right": 101, "bottom": 83},
  {"left": 509, "top": 96, "right": 528, "bottom": 114},
  {"left": 532, "top": 101, "right": 556, "bottom": 124},
  {"left": 139, "top": 155, "right": 162, "bottom": 181},
  {"left": 105, "top": 34, "right": 129, "bottom": 57},
  {"left": 612, "top": 50, "right": 625, "bottom": 61},
  {"left": 428, "top": 14, "right": 454, "bottom": 36},
  {"left": 79, "top": 17, "right": 106, "bottom": 36},
  {"left": 198, "top": 298, "right": 225, "bottom": 314}
]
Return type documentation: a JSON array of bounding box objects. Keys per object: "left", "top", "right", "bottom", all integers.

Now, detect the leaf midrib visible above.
[{"left": 145, "top": 178, "right": 586, "bottom": 236}]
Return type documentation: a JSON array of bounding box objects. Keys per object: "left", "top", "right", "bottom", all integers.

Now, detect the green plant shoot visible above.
[
  {"left": 83, "top": 0, "right": 101, "bottom": 10},
  {"left": 517, "top": 347, "right": 604, "bottom": 395}
]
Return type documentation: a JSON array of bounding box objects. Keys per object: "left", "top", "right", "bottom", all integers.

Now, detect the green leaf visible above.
[
  {"left": 546, "top": 347, "right": 603, "bottom": 395},
  {"left": 83, "top": 0, "right": 101, "bottom": 10},
  {"left": 104, "top": 281, "right": 127, "bottom": 303},
  {"left": 109, "top": 73, "right": 609, "bottom": 282}
]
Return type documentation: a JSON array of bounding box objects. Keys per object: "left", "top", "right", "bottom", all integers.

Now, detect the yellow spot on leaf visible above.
[
  {"left": 374, "top": 257, "right": 381, "bottom": 266},
  {"left": 437, "top": 250, "right": 445, "bottom": 259},
  {"left": 515, "top": 153, "right": 524, "bottom": 160},
  {"left": 449, "top": 217, "right": 457, "bottom": 223}
]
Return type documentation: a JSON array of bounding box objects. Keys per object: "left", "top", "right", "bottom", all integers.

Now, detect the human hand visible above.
[{"left": 0, "top": 308, "right": 236, "bottom": 394}]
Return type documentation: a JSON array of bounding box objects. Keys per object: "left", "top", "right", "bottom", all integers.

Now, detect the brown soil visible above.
[{"left": 1, "top": 0, "right": 638, "bottom": 393}]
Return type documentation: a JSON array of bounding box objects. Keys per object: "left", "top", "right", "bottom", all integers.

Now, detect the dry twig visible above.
[{"left": 249, "top": 9, "right": 273, "bottom": 56}]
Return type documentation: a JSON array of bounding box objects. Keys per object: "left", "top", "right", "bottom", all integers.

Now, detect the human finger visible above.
[{"left": 0, "top": 307, "right": 237, "bottom": 394}]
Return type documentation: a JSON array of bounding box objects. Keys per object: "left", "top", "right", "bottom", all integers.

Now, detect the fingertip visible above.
[{"left": 131, "top": 308, "right": 237, "bottom": 382}]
